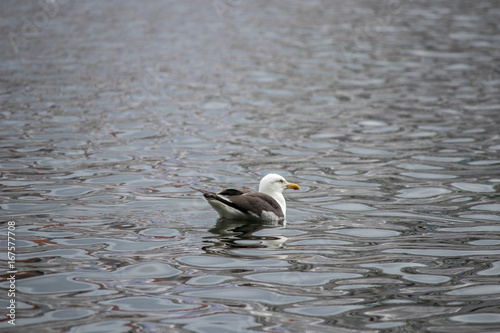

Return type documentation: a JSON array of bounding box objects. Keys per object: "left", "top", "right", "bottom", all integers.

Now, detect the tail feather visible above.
[
  {"left": 191, "top": 187, "right": 249, "bottom": 215},
  {"left": 191, "top": 187, "right": 216, "bottom": 199}
]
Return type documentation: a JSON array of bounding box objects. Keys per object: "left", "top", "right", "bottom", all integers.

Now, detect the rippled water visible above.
[{"left": 1, "top": 0, "right": 500, "bottom": 332}]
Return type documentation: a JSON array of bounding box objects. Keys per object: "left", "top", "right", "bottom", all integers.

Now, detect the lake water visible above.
[{"left": 1, "top": 0, "right": 500, "bottom": 332}]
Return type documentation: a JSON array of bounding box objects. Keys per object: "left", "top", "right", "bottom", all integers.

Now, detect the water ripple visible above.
[
  {"left": 1, "top": 1, "right": 499, "bottom": 331},
  {"left": 181, "top": 287, "right": 314, "bottom": 305}
]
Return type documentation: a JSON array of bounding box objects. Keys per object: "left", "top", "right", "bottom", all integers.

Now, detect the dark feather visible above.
[
  {"left": 192, "top": 187, "right": 284, "bottom": 219},
  {"left": 191, "top": 188, "right": 250, "bottom": 215},
  {"left": 226, "top": 192, "right": 283, "bottom": 218},
  {"left": 218, "top": 188, "right": 249, "bottom": 196}
]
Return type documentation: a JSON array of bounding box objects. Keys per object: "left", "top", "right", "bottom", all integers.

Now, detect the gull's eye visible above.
[{"left": 278, "top": 179, "right": 284, "bottom": 183}]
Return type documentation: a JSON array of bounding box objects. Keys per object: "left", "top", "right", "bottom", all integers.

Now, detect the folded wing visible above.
[{"left": 193, "top": 188, "right": 284, "bottom": 220}]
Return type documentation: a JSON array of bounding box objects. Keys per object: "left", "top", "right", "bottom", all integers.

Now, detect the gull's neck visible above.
[{"left": 260, "top": 189, "right": 286, "bottom": 217}]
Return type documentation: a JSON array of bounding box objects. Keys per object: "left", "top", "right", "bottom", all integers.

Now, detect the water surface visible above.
[{"left": 1, "top": 0, "right": 499, "bottom": 332}]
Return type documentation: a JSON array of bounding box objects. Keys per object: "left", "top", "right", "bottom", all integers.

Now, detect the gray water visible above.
[{"left": 1, "top": 1, "right": 500, "bottom": 332}]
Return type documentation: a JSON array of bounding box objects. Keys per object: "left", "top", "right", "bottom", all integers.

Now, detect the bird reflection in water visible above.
[{"left": 203, "top": 218, "right": 288, "bottom": 253}]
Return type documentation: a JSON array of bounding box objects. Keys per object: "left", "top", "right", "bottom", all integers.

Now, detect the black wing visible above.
[
  {"left": 218, "top": 188, "right": 249, "bottom": 196},
  {"left": 225, "top": 192, "right": 284, "bottom": 218},
  {"left": 192, "top": 188, "right": 250, "bottom": 215},
  {"left": 192, "top": 188, "right": 283, "bottom": 218}
]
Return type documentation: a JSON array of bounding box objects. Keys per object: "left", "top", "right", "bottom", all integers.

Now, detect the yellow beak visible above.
[{"left": 286, "top": 183, "right": 300, "bottom": 190}]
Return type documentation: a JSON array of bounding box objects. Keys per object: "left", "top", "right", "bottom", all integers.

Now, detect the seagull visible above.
[{"left": 193, "top": 173, "right": 300, "bottom": 221}]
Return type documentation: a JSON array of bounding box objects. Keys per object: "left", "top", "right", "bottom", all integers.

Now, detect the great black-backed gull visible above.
[{"left": 193, "top": 173, "right": 300, "bottom": 221}]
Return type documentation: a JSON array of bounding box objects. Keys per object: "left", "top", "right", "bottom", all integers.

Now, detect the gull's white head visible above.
[{"left": 258, "top": 173, "right": 300, "bottom": 195}]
